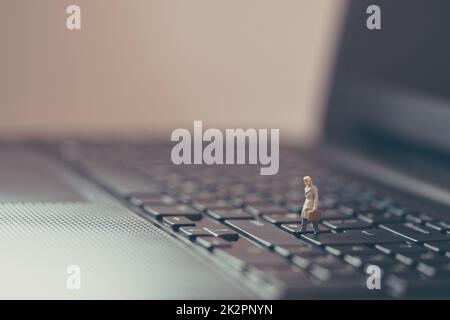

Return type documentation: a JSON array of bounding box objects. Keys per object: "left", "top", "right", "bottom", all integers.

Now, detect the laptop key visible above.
[
  {"left": 233, "top": 194, "right": 267, "bottom": 204},
  {"left": 357, "top": 212, "right": 405, "bottom": 225},
  {"left": 262, "top": 213, "right": 301, "bottom": 224},
  {"left": 195, "top": 237, "right": 234, "bottom": 250},
  {"left": 274, "top": 245, "right": 324, "bottom": 258},
  {"left": 337, "top": 205, "right": 355, "bottom": 216},
  {"left": 206, "top": 208, "right": 254, "bottom": 220},
  {"left": 380, "top": 222, "right": 450, "bottom": 243},
  {"left": 375, "top": 242, "right": 428, "bottom": 255},
  {"left": 179, "top": 227, "right": 213, "bottom": 240},
  {"left": 191, "top": 199, "right": 236, "bottom": 211},
  {"left": 415, "top": 251, "right": 448, "bottom": 266},
  {"left": 325, "top": 245, "right": 377, "bottom": 257},
  {"left": 386, "top": 205, "right": 410, "bottom": 217},
  {"left": 143, "top": 204, "right": 202, "bottom": 220},
  {"left": 425, "top": 221, "right": 450, "bottom": 233},
  {"left": 322, "top": 219, "right": 372, "bottom": 231},
  {"left": 385, "top": 273, "right": 450, "bottom": 298},
  {"left": 301, "top": 229, "right": 405, "bottom": 246},
  {"left": 215, "top": 238, "right": 290, "bottom": 270},
  {"left": 204, "top": 226, "right": 239, "bottom": 241},
  {"left": 394, "top": 251, "right": 448, "bottom": 267},
  {"left": 347, "top": 253, "right": 398, "bottom": 269},
  {"left": 424, "top": 241, "right": 450, "bottom": 255},
  {"left": 225, "top": 219, "right": 305, "bottom": 247},
  {"left": 405, "top": 213, "right": 435, "bottom": 224},
  {"left": 280, "top": 223, "right": 330, "bottom": 234},
  {"left": 416, "top": 260, "right": 450, "bottom": 278},
  {"left": 162, "top": 216, "right": 195, "bottom": 231},
  {"left": 245, "top": 203, "right": 288, "bottom": 215},
  {"left": 320, "top": 209, "right": 354, "bottom": 220},
  {"left": 309, "top": 254, "right": 347, "bottom": 269}
]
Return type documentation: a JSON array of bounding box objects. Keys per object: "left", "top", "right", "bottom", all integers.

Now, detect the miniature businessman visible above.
[{"left": 295, "top": 176, "right": 320, "bottom": 236}]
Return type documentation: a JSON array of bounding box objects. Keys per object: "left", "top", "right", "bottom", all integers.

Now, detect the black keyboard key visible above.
[
  {"left": 322, "top": 219, "right": 372, "bottom": 231},
  {"left": 425, "top": 221, "right": 450, "bottom": 233},
  {"left": 252, "top": 267, "right": 359, "bottom": 299},
  {"left": 337, "top": 205, "right": 355, "bottom": 216},
  {"left": 321, "top": 196, "right": 337, "bottom": 209},
  {"left": 206, "top": 208, "right": 254, "bottom": 220},
  {"left": 195, "top": 237, "right": 233, "bottom": 250},
  {"left": 342, "top": 201, "right": 375, "bottom": 213},
  {"left": 256, "top": 267, "right": 312, "bottom": 284},
  {"left": 416, "top": 260, "right": 450, "bottom": 278},
  {"left": 385, "top": 273, "right": 450, "bottom": 298},
  {"left": 380, "top": 222, "right": 450, "bottom": 243},
  {"left": 233, "top": 194, "right": 267, "bottom": 204},
  {"left": 375, "top": 242, "right": 428, "bottom": 255},
  {"left": 274, "top": 245, "right": 324, "bottom": 258},
  {"left": 386, "top": 205, "right": 410, "bottom": 217},
  {"left": 309, "top": 254, "right": 347, "bottom": 269},
  {"left": 179, "top": 227, "right": 213, "bottom": 240},
  {"left": 184, "top": 217, "right": 240, "bottom": 240},
  {"left": 388, "top": 263, "right": 426, "bottom": 279},
  {"left": 302, "top": 229, "right": 405, "bottom": 246},
  {"left": 345, "top": 253, "right": 398, "bottom": 269},
  {"left": 405, "top": 213, "right": 435, "bottom": 224},
  {"left": 308, "top": 264, "right": 332, "bottom": 281},
  {"left": 320, "top": 209, "right": 354, "bottom": 220},
  {"left": 245, "top": 203, "right": 289, "bottom": 215},
  {"left": 262, "top": 213, "right": 300, "bottom": 224},
  {"left": 204, "top": 226, "right": 239, "bottom": 241},
  {"left": 394, "top": 251, "right": 448, "bottom": 268},
  {"left": 191, "top": 199, "right": 236, "bottom": 211},
  {"left": 273, "top": 268, "right": 380, "bottom": 298},
  {"left": 424, "top": 241, "right": 450, "bottom": 255},
  {"left": 414, "top": 251, "right": 448, "bottom": 266},
  {"left": 215, "top": 238, "right": 290, "bottom": 270},
  {"left": 162, "top": 216, "right": 195, "bottom": 231},
  {"left": 357, "top": 212, "right": 405, "bottom": 225},
  {"left": 143, "top": 204, "right": 202, "bottom": 220},
  {"left": 325, "top": 245, "right": 377, "bottom": 257},
  {"left": 184, "top": 191, "right": 217, "bottom": 202},
  {"left": 370, "top": 198, "right": 391, "bottom": 211},
  {"left": 280, "top": 223, "right": 330, "bottom": 234},
  {"left": 279, "top": 192, "right": 304, "bottom": 204},
  {"left": 225, "top": 219, "right": 304, "bottom": 247}
]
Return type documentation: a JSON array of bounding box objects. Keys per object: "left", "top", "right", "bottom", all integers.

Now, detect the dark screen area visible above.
[
  {"left": 342, "top": 0, "right": 450, "bottom": 101},
  {"left": 325, "top": 0, "right": 450, "bottom": 157}
]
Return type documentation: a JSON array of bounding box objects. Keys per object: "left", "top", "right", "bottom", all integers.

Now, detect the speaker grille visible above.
[{"left": 0, "top": 202, "right": 253, "bottom": 299}]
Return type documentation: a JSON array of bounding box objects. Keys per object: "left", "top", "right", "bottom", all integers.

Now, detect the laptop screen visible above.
[{"left": 325, "top": 0, "right": 450, "bottom": 156}]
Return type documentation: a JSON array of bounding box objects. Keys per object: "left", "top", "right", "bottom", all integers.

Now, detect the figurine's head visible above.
[{"left": 303, "top": 176, "right": 312, "bottom": 187}]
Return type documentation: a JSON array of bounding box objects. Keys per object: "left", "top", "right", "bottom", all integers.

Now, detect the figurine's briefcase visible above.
[{"left": 307, "top": 208, "right": 321, "bottom": 222}]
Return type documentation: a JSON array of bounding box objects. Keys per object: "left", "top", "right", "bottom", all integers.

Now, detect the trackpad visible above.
[{"left": 0, "top": 148, "right": 85, "bottom": 202}]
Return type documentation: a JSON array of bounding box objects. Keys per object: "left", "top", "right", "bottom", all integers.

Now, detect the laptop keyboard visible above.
[{"left": 56, "top": 143, "right": 450, "bottom": 298}]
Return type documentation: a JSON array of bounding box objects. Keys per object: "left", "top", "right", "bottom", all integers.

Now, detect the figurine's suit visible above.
[{"left": 299, "top": 184, "right": 320, "bottom": 233}]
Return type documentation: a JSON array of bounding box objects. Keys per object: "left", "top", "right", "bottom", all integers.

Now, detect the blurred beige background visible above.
[{"left": 0, "top": 0, "right": 346, "bottom": 144}]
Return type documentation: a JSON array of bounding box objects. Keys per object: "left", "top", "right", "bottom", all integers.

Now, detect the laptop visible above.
[{"left": 1, "top": 0, "right": 449, "bottom": 299}]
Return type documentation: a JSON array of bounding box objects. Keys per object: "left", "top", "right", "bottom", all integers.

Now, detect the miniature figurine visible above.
[{"left": 294, "top": 176, "right": 320, "bottom": 236}]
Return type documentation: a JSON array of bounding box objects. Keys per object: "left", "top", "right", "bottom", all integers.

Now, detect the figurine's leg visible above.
[
  {"left": 300, "top": 219, "right": 308, "bottom": 231},
  {"left": 312, "top": 221, "right": 320, "bottom": 235},
  {"left": 294, "top": 219, "right": 308, "bottom": 235}
]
